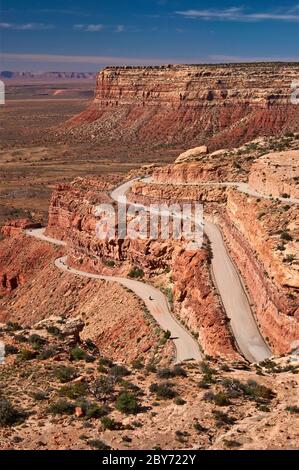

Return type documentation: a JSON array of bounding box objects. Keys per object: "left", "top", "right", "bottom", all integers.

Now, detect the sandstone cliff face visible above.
[
  {"left": 218, "top": 190, "right": 299, "bottom": 354},
  {"left": 131, "top": 180, "right": 227, "bottom": 204},
  {"left": 248, "top": 151, "right": 299, "bottom": 199},
  {"left": 1, "top": 219, "right": 41, "bottom": 238},
  {"left": 0, "top": 233, "right": 58, "bottom": 292},
  {"left": 66, "top": 63, "right": 299, "bottom": 148},
  {"left": 173, "top": 249, "right": 239, "bottom": 359}
]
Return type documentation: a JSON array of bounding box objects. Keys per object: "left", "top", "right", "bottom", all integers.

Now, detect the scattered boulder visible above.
[
  {"left": 175, "top": 145, "right": 208, "bottom": 164},
  {"left": 35, "top": 316, "right": 84, "bottom": 342}
]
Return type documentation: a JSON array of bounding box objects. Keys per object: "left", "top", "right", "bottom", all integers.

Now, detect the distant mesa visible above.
[
  {"left": 64, "top": 63, "right": 299, "bottom": 149},
  {"left": 0, "top": 71, "right": 97, "bottom": 80}
]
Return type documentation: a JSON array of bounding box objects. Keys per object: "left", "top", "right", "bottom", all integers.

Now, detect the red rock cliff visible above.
[{"left": 66, "top": 63, "right": 299, "bottom": 148}]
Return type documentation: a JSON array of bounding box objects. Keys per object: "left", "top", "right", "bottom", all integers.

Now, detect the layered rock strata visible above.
[
  {"left": 66, "top": 63, "right": 299, "bottom": 148},
  {"left": 45, "top": 177, "right": 238, "bottom": 359}
]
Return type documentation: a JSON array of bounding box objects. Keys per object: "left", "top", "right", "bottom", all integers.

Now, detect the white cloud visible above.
[
  {"left": 115, "top": 25, "right": 125, "bottom": 33},
  {"left": 0, "top": 22, "right": 54, "bottom": 30},
  {"left": 74, "top": 24, "right": 104, "bottom": 32},
  {"left": 176, "top": 6, "right": 299, "bottom": 22}
]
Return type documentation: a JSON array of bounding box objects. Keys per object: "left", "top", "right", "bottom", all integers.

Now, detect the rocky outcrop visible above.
[
  {"left": 65, "top": 63, "right": 299, "bottom": 148},
  {"left": 1, "top": 219, "right": 41, "bottom": 237},
  {"left": 0, "top": 233, "right": 59, "bottom": 293},
  {"left": 131, "top": 180, "right": 227, "bottom": 204},
  {"left": 248, "top": 150, "right": 299, "bottom": 199},
  {"left": 175, "top": 145, "right": 208, "bottom": 164},
  {"left": 173, "top": 249, "right": 239, "bottom": 359}
]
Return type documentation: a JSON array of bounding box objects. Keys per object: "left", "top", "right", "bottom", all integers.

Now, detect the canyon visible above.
[{"left": 0, "top": 65, "right": 298, "bottom": 451}]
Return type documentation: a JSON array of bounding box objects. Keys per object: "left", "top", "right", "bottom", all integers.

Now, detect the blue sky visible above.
[{"left": 0, "top": 0, "right": 299, "bottom": 71}]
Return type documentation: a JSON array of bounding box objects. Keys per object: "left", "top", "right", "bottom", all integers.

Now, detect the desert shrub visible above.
[
  {"left": 194, "top": 422, "right": 207, "bottom": 432},
  {"left": 88, "top": 439, "right": 111, "bottom": 450},
  {"left": 59, "top": 382, "right": 88, "bottom": 400},
  {"left": 156, "top": 368, "right": 174, "bottom": 379},
  {"left": 0, "top": 399, "right": 25, "bottom": 427},
  {"left": 5, "top": 344, "right": 18, "bottom": 355},
  {"left": 213, "top": 410, "right": 236, "bottom": 428},
  {"left": 222, "top": 378, "right": 275, "bottom": 402},
  {"left": 259, "top": 359, "right": 277, "bottom": 370},
  {"left": 46, "top": 326, "right": 61, "bottom": 337},
  {"left": 281, "top": 193, "right": 290, "bottom": 199},
  {"left": 98, "top": 357, "right": 114, "bottom": 368},
  {"left": 221, "top": 378, "right": 244, "bottom": 398},
  {"left": 172, "top": 365, "right": 187, "bottom": 377},
  {"left": 18, "top": 349, "right": 38, "bottom": 361},
  {"left": 174, "top": 397, "right": 186, "bottom": 406},
  {"left": 90, "top": 376, "right": 115, "bottom": 400},
  {"left": 119, "top": 380, "right": 140, "bottom": 394},
  {"left": 280, "top": 231, "right": 293, "bottom": 242},
  {"left": 77, "top": 400, "right": 107, "bottom": 419},
  {"left": 219, "top": 363, "right": 231, "bottom": 372},
  {"left": 104, "top": 259, "right": 115, "bottom": 268},
  {"left": 6, "top": 322, "right": 22, "bottom": 332},
  {"left": 70, "top": 346, "right": 87, "bottom": 361},
  {"left": 54, "top": 365, "right": 77, "bottom": 383},
  {"left": 286, "top": 405, "right": 299, "bottom": 414},
  {"left": 109, "top": 365, "right": 130, "bottom": 378},
  {"left": 198, "top": 361, "right": 216, "bottom": 388},
  {"left": 28, "top": 334, "right": 46, "bottom": 349},
  {"left": 283, "top": 254, "right": 295, "bottom": 263},
  {"left": 277, "top": 243, "right": 286, "bottom": 252},
  {"left": 149, "top": 382, "right": 177, "bottom": 400},
  {"left": 101, "top": 416, "right": 121, "bottom": 430},
  {"left": 164, "top": 330, "right": 171, "bottom": 340},
  {"left": 131, "top": 358, "right": 144, "bottom": 370},
  {"left": 203, "top": 391, "right": 231, "bottom": 406},
  {"left": 145, "top": 362, "right": 157, "bottom": 373},
  {"left": 240, "top": 380, "right": 275, "bottom": 401},
  {"left": 38, "top": 347, "right": 57, "bottom": 360},
  {"left": 84, "top": 339, "right": 98, "bottom": 352},
  {"left": 115, "top": 391, "right": 138, "bottom": 414},
  {"left": 157, "top": 365, "right": 187, "bottom": 379},
  {"left": 257, "top": 404, "right": 270, "bottom": 412},
  {"left": 128, "top": 267, "right": 144, "bottom": 279},
  {"left": 48, "top": 399, "right": 75, "bottom": 416},
  {"left": 31, "top": 391, "right": 49, "bottom": 401},
  {"left": 15, "top": 334, "right": 28, "bottom": 343},
  {"left": 223, "top": 439, "right": 242, "bottom": 449}
]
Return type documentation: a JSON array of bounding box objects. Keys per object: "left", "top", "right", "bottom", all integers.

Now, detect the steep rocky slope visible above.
[
  {"left": 65, "top": 63, "right": 299, "bottom": 148},
  {"left": 0, "top": 319, "right": 298, "bottom": 450},
  {"left": 248, "top": 151, "right": 299, "bottom": 199},
  {"left": 0, "top": 233, "right": 172, "bottom": 364}
]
